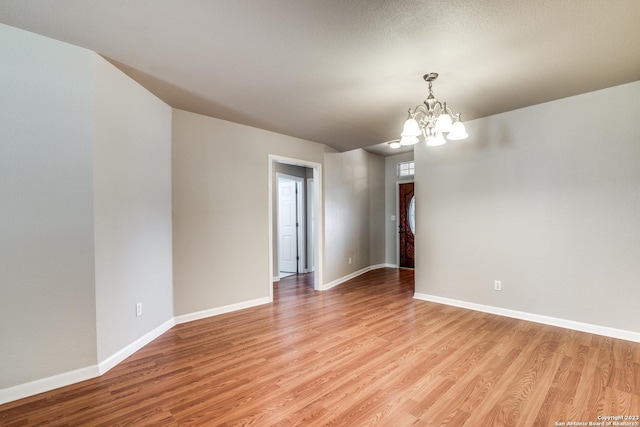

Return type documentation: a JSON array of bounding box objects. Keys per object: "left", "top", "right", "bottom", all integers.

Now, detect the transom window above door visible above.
[{"left": 398, "top": 161, "right": 414, "bottom": 177}]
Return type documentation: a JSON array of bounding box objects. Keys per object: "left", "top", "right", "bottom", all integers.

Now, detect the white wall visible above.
[
  {"left": 172, "top": 110, "right": 326, "bottom": 317},
  {"left": 384, "top": 151, "right": 415, "bottom": 266},
  {"left": 414, "top": 81, "right": 640, "bottom": 335},
  {"left": 93, "top": 56, "right": 174, "bottom": 365},
  {"left": 0, "top": 24, "right": 97, "bottom": 389}
]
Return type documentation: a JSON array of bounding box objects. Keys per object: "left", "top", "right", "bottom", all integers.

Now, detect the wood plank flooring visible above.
[{"left": 1, "top": 268, "right": 639, "bottom": 426}]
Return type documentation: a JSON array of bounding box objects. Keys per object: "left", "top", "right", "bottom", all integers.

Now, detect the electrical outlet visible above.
[
  {"left": 494, "top": 280, "right": 502, "bottom": 291},
  {"left": 136, "top": 302, "right": 142, "bottom": 317},
  {"left": 348, "top": 257, "right": 352, "bottom": 265}
]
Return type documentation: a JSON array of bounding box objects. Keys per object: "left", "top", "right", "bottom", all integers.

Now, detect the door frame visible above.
[
  {"left": 276, "top": 173, "right": 305, "bottom": 275},
  {"left": 269, "top": 155, "right": 323, "bottom": 298},
  {"left": 306, "top": 178, "right": 314, "bottom": 273},
  {"left": 396, "top": 179, "right": 415, "bottom": 268}
]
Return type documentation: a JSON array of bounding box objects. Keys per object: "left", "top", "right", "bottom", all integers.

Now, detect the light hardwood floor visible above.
[{"left": 1, "top": 268, "right": 639, "bottom": 426}]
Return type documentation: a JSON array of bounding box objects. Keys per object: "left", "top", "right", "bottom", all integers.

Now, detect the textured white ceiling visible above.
[{"left": 2, "top": 0, "right": 640, "bottom": 154}]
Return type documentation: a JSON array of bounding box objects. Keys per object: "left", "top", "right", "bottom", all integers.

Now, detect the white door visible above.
[{"left": 278, "top": 176, "right": 300, "bottom": 273}]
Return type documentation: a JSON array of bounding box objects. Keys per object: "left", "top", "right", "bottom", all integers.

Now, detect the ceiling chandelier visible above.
[{"left": 395, "top": 72, "right": 468, "bottom": 148}]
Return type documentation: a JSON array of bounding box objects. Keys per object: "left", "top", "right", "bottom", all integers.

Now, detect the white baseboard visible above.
[
  {"left": 98, "top": 318, "right": 176, "bottom": 374},
  {"left": 0, "top": 318, "right": 177, "bottom": 405},
  {"left": 322, "top": 263, "right": 388, "bottom": 290},
  {"left": 414, "top": 293, "right": 640, "bottom": 344},
  {"left": 2, "top": 296, "right": 273, "bottom": 405},
  {"left": 174, "top": 297, "right": 271, "bottom": 324},
  {"left": 273, "top": 275, "right": 280, "bottom": 282},
  {"left": 0, "top": 365, "right": 99, "bottom": 406}
]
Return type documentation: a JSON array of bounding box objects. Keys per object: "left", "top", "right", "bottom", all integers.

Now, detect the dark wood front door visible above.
[{"left": 399, "top": 182, "right": 415, "bottom": 268}]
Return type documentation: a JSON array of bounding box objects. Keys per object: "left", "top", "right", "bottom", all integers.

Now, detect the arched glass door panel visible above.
[{"left": 408, "top": 196, "right": 416, "bottom": 234}]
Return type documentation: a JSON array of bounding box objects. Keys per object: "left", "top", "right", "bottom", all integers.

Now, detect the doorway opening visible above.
[
  {"left": 398, "top": 181, "right": 415, "bottom": 268},
  {"left": 269, "top": 155, "right": 323, "bottom": 299}
]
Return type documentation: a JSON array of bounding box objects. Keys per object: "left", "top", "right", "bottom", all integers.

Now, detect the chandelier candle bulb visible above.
[
  {"left": 426, "top": 132, "right": 446, "bottom": 147},
  {"left": 434, "top": 108, "right": 452, "bottom": 132},
  {"left": 447, "top": 114, "right": 469, "bottom": 140},
  {"left": 401, "top": 116, "right": 422, "bottom": 138},
  {"left": 400, "top": 135, "right": 419, "bottom": 146}
]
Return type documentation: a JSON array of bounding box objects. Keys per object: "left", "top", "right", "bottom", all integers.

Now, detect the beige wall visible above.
[
  {"left": 323, "top": 149, "right": 385, "bottom": 284},
  {"left": 368, "top": 154, "right": 386, "bottom": 265},
  {"left": 93, "top": 55, "right": 174, "bottom": 364},
  {"left": 414, "top": 80, "right": 640, "bottom": 334},
  {"left": 172, "top": 110, "right": 326, "bottom": 316},
  {"left": 0, "top": 25, "right": 97, "bottom": 389},
  {"left": 0, "top": 25, "right": 175, "bottom": 399}
]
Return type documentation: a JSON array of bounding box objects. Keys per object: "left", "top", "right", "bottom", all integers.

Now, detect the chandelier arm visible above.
[
  {"left": 443, "top": 103, "right": 457, "bottom": 117},
  {"left": 432, "top": 101, "right": 444, "bottom": 115},
  {"left": 409, "top": 104, "right": 429, "bottom": 117}
]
